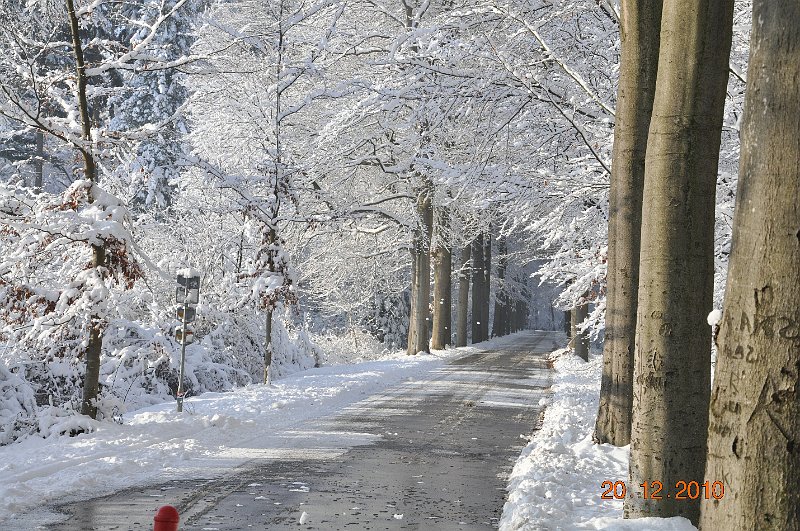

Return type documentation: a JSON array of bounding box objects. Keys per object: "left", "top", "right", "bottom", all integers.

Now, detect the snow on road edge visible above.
[
  {"left": 0, "top": 351, "right": 447, "bottom": 523},
  {"left": 500, "top": 349, "right": 696, "bottom": 531},
  {"left": 0, "top": 331, "right": 535, "bottom": 524}
]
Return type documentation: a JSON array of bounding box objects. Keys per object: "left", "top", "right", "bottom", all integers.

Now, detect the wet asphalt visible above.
[{"left": 43, "top": 330, "right": 559, "bottom": 530}]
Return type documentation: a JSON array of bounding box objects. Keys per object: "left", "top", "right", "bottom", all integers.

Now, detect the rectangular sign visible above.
[
  {"left": 176, "top": 306, "right": 196, "bottom": 322},
  {"left": 177, "top": 274, "right": 201, "bottom": 289},
  {"left": 176, "top": 287, "right": 199, "bottom": 304},
  {"left": 175, "top": 327, "right": 194, "bottom": 344}
]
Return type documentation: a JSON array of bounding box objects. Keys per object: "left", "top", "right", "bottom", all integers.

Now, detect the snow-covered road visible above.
[{"left": 2, "top": 331, "right": 558, "bottom": 530}]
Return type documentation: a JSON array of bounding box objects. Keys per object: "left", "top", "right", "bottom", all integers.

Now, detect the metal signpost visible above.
[{"left": 175, "top": 273, "right": 200, "bottom": 412}]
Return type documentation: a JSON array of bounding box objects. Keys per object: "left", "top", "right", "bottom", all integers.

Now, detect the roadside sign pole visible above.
[
  {"left": 176, "top": 297, "right": 188, "bottom": 413},
  {"left": 175, "top": 272, "right": 200, "bottom": 413}
]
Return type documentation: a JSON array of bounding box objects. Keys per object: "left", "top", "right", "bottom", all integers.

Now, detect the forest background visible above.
[{"left": 0, "top": 0, "right": 750, "bottom": 444}]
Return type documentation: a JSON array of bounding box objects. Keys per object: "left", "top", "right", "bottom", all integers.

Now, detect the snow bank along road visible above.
[{"left": 24, "top": 331, "right": 558, "bottom": 530}]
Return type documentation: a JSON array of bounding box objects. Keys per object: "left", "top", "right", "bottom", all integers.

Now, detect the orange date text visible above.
[{"left": 600, "top": 480, "right": 724, "bottom": 500}]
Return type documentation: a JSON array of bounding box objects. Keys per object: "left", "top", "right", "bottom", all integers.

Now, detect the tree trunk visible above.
[
  {"left": 263, "top": 227, "right": 277, "bottom": 384},
  {"left": 264, "top": 307, "right": 273, "bottom": 384},
  {"left": 456, "top": 245, "right": 470, "bottom": 347},
  {"left": 81, "top": 244, "right": 105, "bottom": 418},
  {"left": 470, "top": 234, "right": 485, "bottom": 343},
  {"left": 481, "top": 233, "right": 491, "bottom": 341},
  {"left": 625, "top": 0, "right": 733, "bottom": 524},
  {"left": 407, "top": 188, "right": 433, "bottom": 355},
  {"left": 431, "top": 217, "right": 452, "bottom": 350},
  {"left": 34, "top": 131, "right": 43, "bottom": 191},
  {"left": 700, "top": 3, "right": 800, "bottom": 529},
  {"left": 564, "top": 310, "right": 572, "bottom": 337},
  {"left": 67, "top": 0, "right": 105, "bottom": 419},
  {"left": 572, "top": 296, "right": 589, "bottom": 362},
  {"left": 491, "top": 238, "right": 507, "bottom": 338},
  {"left": 594, "top": 0, "right": 662, "bottom": 447},
  {"left": 408, "top": 247, "right": 418, "bottom": 353}
]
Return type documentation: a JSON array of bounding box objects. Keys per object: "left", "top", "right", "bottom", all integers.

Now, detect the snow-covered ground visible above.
[
  {"left": 3, "top": 334, "right": 700, "bottom": 530},
  {"left": 0, "top": 333, "right": 532, "bottom": 527},
  {"left": 0, "top": 349, "right": 457, "bottom": 525},
  {"left": 500, "top": 349, "right": 696, "bottom": 531}
]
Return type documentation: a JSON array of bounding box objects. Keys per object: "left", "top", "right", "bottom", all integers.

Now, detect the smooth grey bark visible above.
[
  {"left": 491, "top": 238, "right": 507, "bottom": 338},
  {"left": 431, "top": 213, "right": 452, "bottom": 350},
  {"left": 594, "top": 0, "right": 662, "bottom": 447},
  {"left": 571, "top": 297, "right": 589, "bottom": 362},
  {"left": 456, "top": 245, "right": 470, "bottom": 347},
  {"left": 625, "top": 0, "right": 733, "bottom": 524},
  {"left": 407, "top": 188, "right": 433, "bottom": 355},
  {"left": 700, "top": 3, "right": 800, "bottom": 529},
  {"left": 481, "top": 234, "right": 491, "bottom": 341},
  {"left": 408, "top": 247, "right": 418, "bottom": 353},
  {"left": 470, "top": 234, "right": 486, "bottom": 343}
]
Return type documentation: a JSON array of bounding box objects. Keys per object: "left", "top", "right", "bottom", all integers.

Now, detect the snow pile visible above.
[
  {"left": 706, "top": 309, "right": 722, "bottom": 327},
  {"left": 500, "top": 350, "right": 695, "bottom": 531}
]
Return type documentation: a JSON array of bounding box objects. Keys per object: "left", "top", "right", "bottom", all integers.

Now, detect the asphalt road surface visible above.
[{"left": 45, "top": 330, "right": 559, "bottom": 530}]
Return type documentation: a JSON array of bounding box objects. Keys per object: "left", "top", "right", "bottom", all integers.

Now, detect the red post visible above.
[{"left": 153, "top": 505, "right": 179, "bottom": 531}]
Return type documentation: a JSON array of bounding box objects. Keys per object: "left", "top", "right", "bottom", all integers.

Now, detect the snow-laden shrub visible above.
[
  {"left": 0, "top": 364, "right": 37, "bottom": 445},
  {"left": 362, "top": 292, "right": 409, "bottom": 351},
  {"left": 1, "top": 362, "right": 98, "bottom": 445},
  {"left": 0, "top": 301, "right": 324, "bottom": 444},
  {"left": 313, "top": 327, "right": 393, "bottom": 366}
]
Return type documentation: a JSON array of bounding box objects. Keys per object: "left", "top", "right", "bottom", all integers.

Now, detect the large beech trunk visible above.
[
  {"left": 625, "top": 0, "right": 733, "bottom": 524},
  {"left": 455, "top": 245, "right": 470, "bottom": 347},
  {"left": 407, "top": 189, "right": 433, "bottom": 355},
  {"left": 700, "top": 3, "right": 800, "bottom": 528},
  {"left": 593, "top": 0, "right": 662, "bottom": 447},
  {"left": 481, "top": 234, "right": 491, "bottom": 341},
  {"left": 491, "top": 238, "right": 507, "bottom": 338},
  {"left": 470, "top": 234, "right": 485, "bottom": 343},
  {"left": 430, "top": 214, "right": 452, "bottom": 350}
]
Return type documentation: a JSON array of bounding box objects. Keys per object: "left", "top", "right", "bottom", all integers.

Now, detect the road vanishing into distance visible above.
[{"left": 43, "top": 331, "right": 559, "bottom": 530}]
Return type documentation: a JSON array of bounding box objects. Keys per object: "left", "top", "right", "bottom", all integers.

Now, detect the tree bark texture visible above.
[
  {"left": 456, "top": 245, "right": 470, "bottom": 347},
  {"left": 407, "top": 189, "right": 433, "bottom": 355},
  {"left": 700, "top": 3, "right": 800, "bottom": 529},
  {"left": 491, "top": 238, "right": 507, "bottom": 338},
  {"left": 408, "top": 247, "right": 418, "bottom": 353},
  {"left": 431, "top": 227, "right": 452, "bottom": 350},
  {"left": 481, "top": 234, "right": 491, "bottom": 341},
  {"left": 625, "top": 0, "right": 733, "bottom": 524},
  {"left": 471, "top": 234, "right": 486, "bottom": 343},
  {"left": 572, "top": 297, "right": 589, "bottom": 362},
  {"left": 594, "top": 0, "right": 662, "bottom": 447}
]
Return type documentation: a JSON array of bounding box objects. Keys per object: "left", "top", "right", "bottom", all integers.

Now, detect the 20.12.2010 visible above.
[{"left": 600, "top": 480, "right": 725, "bottom": 500}]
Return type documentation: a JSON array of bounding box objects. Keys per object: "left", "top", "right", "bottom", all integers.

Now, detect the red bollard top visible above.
[{"left": 154, "top": 505, "right": 180, "bottom": 531}]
